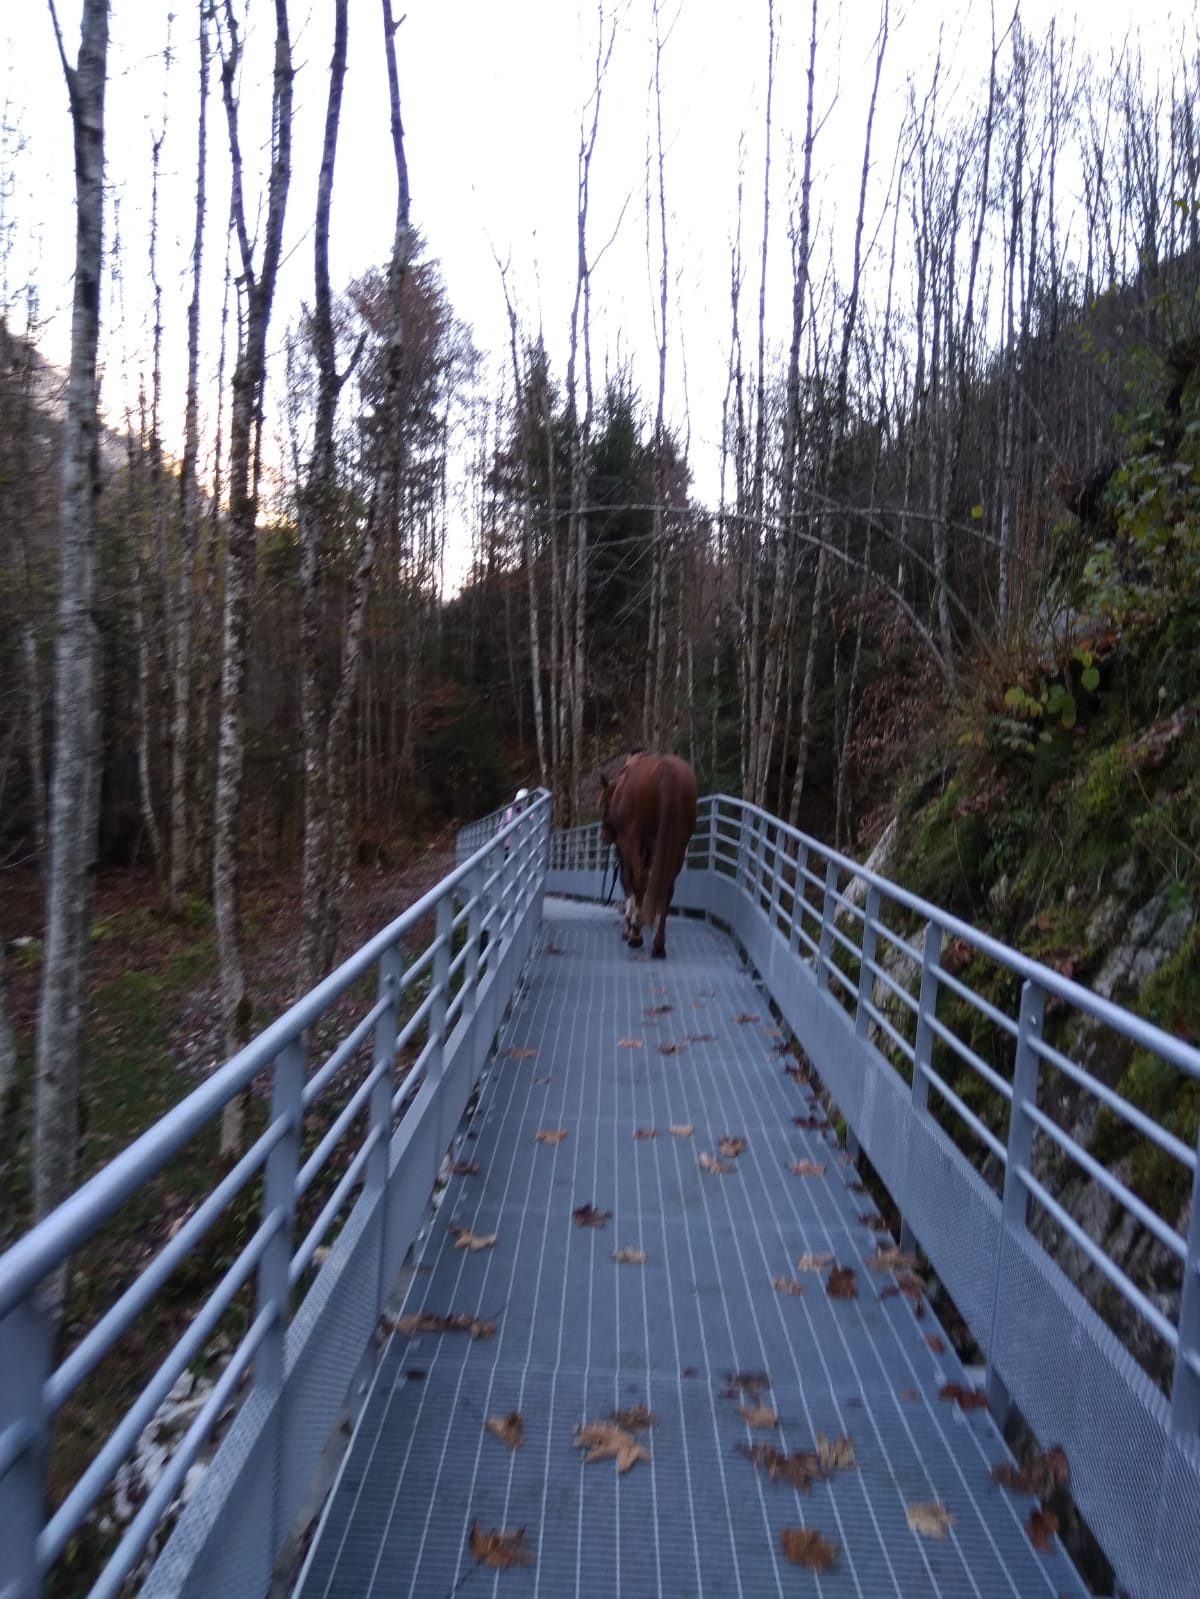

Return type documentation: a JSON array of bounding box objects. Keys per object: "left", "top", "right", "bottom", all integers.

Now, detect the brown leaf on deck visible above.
[
  {"left": 573, "top": 1203, "right": 611, "bottom": 1228},
  {"left": 763, "top": 1026, "right": 783, "bottom": 1038},
  {"left": 448, "top": 1161, "right": 481, "bottom": 1176},
  {"left": 738, "top": 1441, "right": 823, "bottom": 1491},
  {"left": 816, "top": 1432, "right": 857, "bottom": 1473},
  {"left": 771, "top": 1276, "right": 805, "bottom": 1296},
  {"left": 659, "top": 1041, "right": 687, "bottom": 1055},
  {"left": 486, "top": 1412, "right": 523, "bottom": 1449},
  {"left": 574, "top": 1420, "right": 650, "bottom": 1472},
  {"left": 611, "top": 1247, "right": 647, "bottom": 1264},
  {"left": 733, "top": 1012, "right": 760, "bottom": 1023},
  {"left": 907, "top": 1502, "right": 955, "bottom": 1539},
  {"left": 468, "top": 1521, "right": 535, "bottom": 1567},
  {"left": 780, "top": 1527, "right": 838, "bottom": 1571},
  {"left": 611, "top": 1402, "right": 656, "bottom": 1431},
  {"left": 939, "top": 1382, "right": 988, "bottom": 1411},
  {"left": 788, "top": 1159, "right": 826, "bottom": 1176},
  {"left": 699, "top": 1152, "right": 734, "bottom": 1173},
  {"left": 632, "top": 1126, "right": 658, "bottom": 1139},
  {"left": 739, "top": 1401, "right": 778, "bottom": 1428},
  {"left": 795, "top": 1251, "right": 834, "bottom": 1272},
  {"left": 669, "top": 1123, "right": 693, "bottom": 1137},
  {"left": 925, "top": 1334, "right": 945, "bottom": 1354},
  {"left": 617, "top": 1037, "right": 644, "bottom": 1048},
  {"left": 506, "top": 1047, "right": 537, "bottom": 1059},
  {"left": 991, "top": 1445, "right": 1070, "bottom": 1500},
  {"left": 1026, "top": 1507, "right": 1060, "bottom": 1550},
  {"left": 535, "top": 1128, "right": 567, "bottom": 1144},
  {"left": 718, "top": 1135, "right": 747, "bottom": 1157},
  {"left": 644, "top": 1004, "right": 674, "bottom": 1017},
  {"left": 865, "top": 1245, "right": 917, "bottom": 1271},
  {"left": 393, "top": 1312, "right": 495, "bottom": 1340},
  {"left": 826, "top": 1265, "right": 858, "bottom": 1299},
  {"left": 687, "top": 1033, "right": 715, "bottom": 1042},
  {"left": 450, "top": 1226, "right": 497, "bottom": 1252}
]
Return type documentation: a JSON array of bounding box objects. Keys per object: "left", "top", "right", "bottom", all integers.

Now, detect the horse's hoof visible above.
[
  {"left": 628, "top": 933, "right": 644, "bottom": 949},
  {"left": 651, "top": 945, "right": 666, "bottom": 960}
]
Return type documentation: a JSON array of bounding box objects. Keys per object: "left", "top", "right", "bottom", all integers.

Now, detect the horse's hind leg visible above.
[
  {"left": 624, "top": 893, "right": 643, "bottom": 948},
  {"left": 650, "top": 905, "right": 668, "bottom": 959}
]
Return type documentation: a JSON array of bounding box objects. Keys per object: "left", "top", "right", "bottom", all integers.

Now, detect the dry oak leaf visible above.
[
  {"left": 611, "top": 1247, "right": 647, "bottom": 1264},
  {"left": 468, "top": 1521, "right": 535, "bottom": 1568},
  {"left": 394, "top": 1311, "right": 495, "bottom": 1340},
  {"left": 448, "top": 1161, "right": 481, "bottom": 1176},
  {"left": 1026, "top": 1507, "right": 1060, "bottom": 1551},
  {"left": 659, "top": 1041, "right": 687, "bottom": 1055},
  {"left": 535, "top": 1128, "right": 567, "bottom": 1144},
  {"left": 617, "top": 1037, "right": 644, "bottom": 1048},
  {"left": 771, "top": 1276, "right": 806, "bottom": 1296},
  {"left": 907, "top": 1502, "right": 955, "bottom": 1539},
  {"left": 611, "top": 1403, "right": 656, "bottom": 1431},
  {"left": 739, "top": 1401, "right": 778, "bottom": 1428},
  {"left": 670, "top": 1123, "right": 694, "bottom": 1137},
  {"left": 816, "top": 1432, "right": 857, "bottom": 1473},
  {"left": 573, "top": 1203, "right": 611, "bottom": 1228},
  {"left": 788, "top": 1159, "right": 826, "bottom": 1177},
  {"left": 738, "top": 1441, "right": 823, "bottom": 1491},
  {"left": 718, "top": 1135, "right": 747, "bottom": 1157},
  {"left": 632, "top": 1127, "right": 658, "bottom": 1140},
  {"left": 485, "top": 1411, "right": 523, "bottom": 1449},
  {"left": 733, "top": 1012, "right": 760, "bottom": 1023},
  {"left": 780, "top": 1527, "right": 838, "bottom": 1572},
  {"left": 939, "top": 1382, "right": 988, "bottom": 1412},
  {"left": 644, "top": 1004, "right": 674, "bottom": 1017},
  {"left": 451, "top": 1226, "right": 497, "bottom": 1252},
  {"left": 574, "top": 1420, "right": 650, "bottom": 1473},
  {"left": 865, "top": 1245, "right": 917, "bottom": 1271},
  {"left": 699, "top": 1152, "right": 734, "bottom": 1174},
  {"left": 795, "top": 1251, "right": 834, "bottom": 1272},
  {"left": 506, "top": 1047, "right": 537, "bottom": 1059},
  {"left": 925, "top": 1334, "right": 945, "bottom": 1354},
  {"left": 991, "top": 1445, "right": 1070, "bottom": 1500},
  {"left": 826, "top": 1265, "right": 858, "bottom": 1299}
]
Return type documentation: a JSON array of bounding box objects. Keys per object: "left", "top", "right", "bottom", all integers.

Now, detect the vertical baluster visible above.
[
  {"left": 255, "top": 1039, "right": 306, "bottom": 1395},
  {"left": 767, "top": 824, "right": 783, "bottom": 935},
  {"left": 0, "top": 1294, "right": 52, "bottom": 1596},
  {"left": 1170, "top": 1124, "right": 1200, "bottom": 1437},
  {"left": 790, "top": 841, "right": 809, "bottom": 956},
  {"left": 428, "top": 896, "right": 453, "bottom": 1082},
  {"left": 900, "top": 923, "right": 942, "bottom": 1256},
  {"left": 856, "top": 885, "right": 881, "bottom": 1039},
  {"left": 816, "top": 860, "right": 839, "bottom": 990}
]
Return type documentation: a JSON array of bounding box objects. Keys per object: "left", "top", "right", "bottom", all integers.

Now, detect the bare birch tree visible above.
[{"left": 34, "top": 0, "right": 109, "bottom": 1245}]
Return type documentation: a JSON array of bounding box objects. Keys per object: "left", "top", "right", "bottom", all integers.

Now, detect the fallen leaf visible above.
[
  {"left": 793, "top": 1114, "right": 830, "bottom": 1130},
  {"left": 611, "top": 1247, "right": 647, "bottom": 1264},
  {"left": 795, "top": 1252, "right": 834, "bottom": 1272},
  {"left": 468, "top": 1521, "right": 535, "bottom": 1568},
  {"left": 669, "top": 1123, "right": 693, "bottom": 1137},
  {"left": 771, "top": 1276, "right": 805, "bottom": 1296},
  {"left": 723, "top": 1371, "right": 770, "bottom": 1399},
  {"left": 826, "top": 1266, "right": 858, "bottom": 1299},
  {"left": 739, "top": 1402, "right": 778, "bottom": 1428},
  {"left": 788, "top": 1159, "right": 826, "bottom": 1176},
  {"left": 573, "top": 1203, "right": 611, "bottom": 1228},
  {"left": 687, "top": 1033, "right": 716, "bottom": 1042},
  {"left": 991, "top": 1445, "right": 1070, "bottom": 1499},
  {"left": 865, "top": 1245, "right": 917, "bottom": 1271},
  {"left": 574, "top": 1420, "right": 649, "bottom": 1472},
  {"left": 738, "top": 1441, "right": 823, "bottom": 1491},
  {"left": 939, "top": 1382, "right": 987, "bottom": 1411},
  {"left": 535, "top": 1128, "right": 567, "bottom": 1144},
  {"left": 907, "top": 1502, "right": 955, "bottom": 1539},
  {"left": 611, "top": 1403, "right": 656, "bottom": 1431},
  {"left": 644, "top": 1004, "right": 674, "bottom": 1017},
  {"left": 699, "top": 1152, "right": 734, "bottom": 1173},
  {"left": 925, "top": 1334, "right": 945, "bottom": 1354},
  {"left": 859, "top": 1211, "right": 890, "bottom": 1231},
  {"left": 617, "top": 1037, "right": 644, "bottom": 1048},
  {"left": 1027, "top": 1507, "right": 1060, "bottom": 1550},
  {"left": 659, "top": 1041, "right": 687, "bottom": 1055},
  {"left": 718, "top": 1135, "right": 747, "bottom": 1157},
  {"left": 486, "top": 1412, "right": 523, "bottom": 1449},
  {"left": 780, "top": 1527, "right": 837, "bottom": 1571},
  {"left": 816, "top": 1432, "right": 857, "bottom": 1472},
  {"left": 632, "top": 1127, "right": 658, "bottom": 1139},
  {"left": 393, "top": 1312, "right": 495, "bottom": 1340},
  {"left": 448, "top": 1161, "right": 481, "bottom": 1176},
  {"left": 733, "top": 1013, "right": 760, "bottom": 1023},
  {"left": 506, "top": 1047, "right": 537, "bottom": 1059},
  {"left": 451, "top": 1226, "right": 497, "bottom": 1252}
]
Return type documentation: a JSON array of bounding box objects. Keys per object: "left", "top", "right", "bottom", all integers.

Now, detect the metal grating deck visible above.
[{"left": 296, "top": 900, "right": 1089, "bottom": 1599}]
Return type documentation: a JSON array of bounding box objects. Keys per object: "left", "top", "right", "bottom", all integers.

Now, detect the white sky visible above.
[{"left": 1, "top": 1, "right": 1192, "bottom": 586}]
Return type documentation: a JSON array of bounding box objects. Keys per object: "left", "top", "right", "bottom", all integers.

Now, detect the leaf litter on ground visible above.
[
  {"left": 907, "top": 1502, "right": 955, "bottom": 1539},
  {"left": 574, "top": 1420, "right": 650, "bottom": 1472},
  {"left": 825, "top": 1265, "right": 858, "bottom": 1299},
  {"left": 780, "top": 1527, "right": 838, "bottom": 1571},
  {"left": 610, "top": 1402, "right": 655, "bottom": 1431},
  {"left": 573, "top": 1203, "right": 611, "bottom": 1228},
  {"left": 771, "top": 1276, "right": 805, "bottom": 1296},
  {"left": 535, "top": 1128, "right": 567, "bottom": 1144},
  {"left": 788, "top": 1159, "right": 826, "bottom": 1176},
  {"left": 468, "top": 1522, "right": 535, "bottom": 1568},
  {"left": 485, "top": 1412, "right": 523, "bottom": 1449},
  {"left": 611, "top": 1247, "right": 647, "bottom": 1264},
  {"left": 739, "top": 1401, "right": 778, "bottom": 1428},
  {"left": 795, "top": 1251, "right": 834, "bottom": 1272},
  {"left": 699, "top": 1152, "right": 734, "bottom": 1173},
  {"left": 450, "top": 1226, "right": 496, "bottom": 1252},
  {"left": 718, "top": 1135, "right": 747, "bottom": 1157},
  {"left": 392, "top": 1311, "right": 495, "bottom": 1340},
  {"left": 669, "top": 1123, "right": 693, "bottom": 1137},
  {"left": 991, "top": 1445, "right": 1069, "bottom": 1500}
]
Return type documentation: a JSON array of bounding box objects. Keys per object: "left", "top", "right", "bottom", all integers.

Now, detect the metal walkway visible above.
[{"left": 298, "top": 900, "right": 1087, "bottom": 1599}]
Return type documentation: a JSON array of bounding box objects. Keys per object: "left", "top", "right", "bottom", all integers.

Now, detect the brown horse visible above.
[{"left": 599, "top": 753, "right": 698, "bottom": 958}]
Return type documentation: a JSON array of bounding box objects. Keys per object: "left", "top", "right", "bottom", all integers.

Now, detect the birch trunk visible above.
[{"left": 34, "top": 0, "right": 109, "bottom": 1253}]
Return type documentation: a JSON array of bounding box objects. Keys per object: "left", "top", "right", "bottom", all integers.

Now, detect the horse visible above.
[{"left": 599, "top": 752, "right": 698, "bottom": 959}]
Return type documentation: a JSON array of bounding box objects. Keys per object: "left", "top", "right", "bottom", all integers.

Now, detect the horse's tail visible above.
[{"left": 642, "top": 758, "right": 698, "bottom": 927}]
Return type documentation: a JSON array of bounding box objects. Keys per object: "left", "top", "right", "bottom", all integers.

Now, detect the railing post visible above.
[
  {"left": 789, "top": 840, "right": 809, "bottom": 956},
  {"left": 900, "top": 923, "right": 941, "bottom": 1257},
  {"left": 707, "top": 799, "right": 718, "bottom": 873},
  {"left": 816, "top": 860, "right": 839, "bottom": 990},
  {"left": 985, "top": 976, "right": 1045, "bottom": 1415},
  {"left": 1170, "top": 1122, "right": 1200, "bottom": 1438},
  {"left": 428, "top": 895, "right": 453, "bottom": 1081},
  {"left": 855, "top": 884, "right": 881, "bottom": 1039},
  {"left": 767, "top": 824, "right": 783, "bottom": 934},
  {"left": 0, "top": 1294, "right": 52, "bottom": 1597},
  {"left": 462, "top": 870, "right": 482, "bottom": 1026},
  {"left": 368, "top": 945, "right": 403, "bottom": 1203},
  {"left": 255, "top": 1039, "right": 306, "bottom": 1395}
]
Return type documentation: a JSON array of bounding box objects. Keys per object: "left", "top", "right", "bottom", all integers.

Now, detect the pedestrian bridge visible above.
[{"left": 1, "top": 792, "right": 1198, "bottom": 1598}]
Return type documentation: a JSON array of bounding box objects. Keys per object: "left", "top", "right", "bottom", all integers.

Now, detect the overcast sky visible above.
[{"left": 1, "top": 1, "right": 1191, "bottom": 584}]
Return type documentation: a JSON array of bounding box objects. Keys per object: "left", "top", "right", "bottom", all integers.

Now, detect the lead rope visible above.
[{"left": 603, "top": 844, "right": 620, "bottom": 905}]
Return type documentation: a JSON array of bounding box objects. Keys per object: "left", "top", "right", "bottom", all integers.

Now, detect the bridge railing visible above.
[
  {"left": 547, "top": 791, "right": 1200, "bottom": 1599},
  {"left": 0, "top": 792, "right": 551, "bottom": 1599}
]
